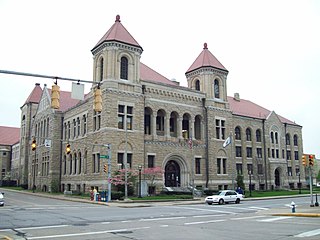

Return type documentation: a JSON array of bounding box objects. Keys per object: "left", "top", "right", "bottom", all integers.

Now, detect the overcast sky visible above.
[{"left": 0, "top": 0, "right": 319, "bottom": 158}]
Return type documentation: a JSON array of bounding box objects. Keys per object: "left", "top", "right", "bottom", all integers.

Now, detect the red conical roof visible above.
[
  {"left": 92, "top": 15, "right": 142, "bottom": 52},
  {"left": 186, "top": 43, "right": 227, "bottom": 74},
  {"left": 24, "top": 83, "right": 42, "bottom": 105}
]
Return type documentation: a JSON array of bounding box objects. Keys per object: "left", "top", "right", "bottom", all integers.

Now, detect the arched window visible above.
[
  {"left": 99, "top": 58, "right": 104, "bottom": 81},
  {"left": 195, "top": 80, "right": 200, "bottom": 91},
  {"left": 271, "top": 132, "right": 274, "bottom": 143},
  {"left": 275, "top": 132, "right": 278, "bottom": 144},
  {"left": 293, "top": 135, "right": 298, "bottom": 146},
  {"left": 214, "top": 79, "right": 220, "bottom": 98},
  {"left": 286, "top": 133, "right": 290, "bottom": 145},
  {"left": 256, "top": 129, "right": 261, "bottom": 142},
  {"left": 246, "top": 128, "right": 251, "bottom": 141},
  {"left": 235, "top": 127, "right": 241, "bottom": 140},
  {"left": 120, "top": 56, "right": 128, "bottom": 80}
]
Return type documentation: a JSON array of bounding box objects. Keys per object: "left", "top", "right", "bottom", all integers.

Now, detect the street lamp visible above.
[
  {"left": 298, "top": 172, "right": 301, "bottom": 194},
  {"left": 249, "top": 171, "right": 252, "bottom": 197},
  {"left": 33, "top": 152, "right": 36, "bottom": 193},
  {"left": 138, "top": 165, "right": 142, "bottom": 198}
]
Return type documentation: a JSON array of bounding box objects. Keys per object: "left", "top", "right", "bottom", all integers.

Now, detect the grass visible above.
[{"left": 247, "top": 189, "right": 318, "bottom": 198}]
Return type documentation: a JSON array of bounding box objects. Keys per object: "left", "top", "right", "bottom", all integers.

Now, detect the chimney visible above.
[{"left": 234, "top": 93, "right": 240, "bottom": 101}]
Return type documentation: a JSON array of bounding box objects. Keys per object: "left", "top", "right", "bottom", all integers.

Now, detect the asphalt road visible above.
[{"left": 0, "top": 190, "right": 319, "bottom": 240}]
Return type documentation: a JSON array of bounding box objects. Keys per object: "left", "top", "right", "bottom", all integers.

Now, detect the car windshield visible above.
[{"left": 218, "top": 191, "right": 225, "bottom": 196}]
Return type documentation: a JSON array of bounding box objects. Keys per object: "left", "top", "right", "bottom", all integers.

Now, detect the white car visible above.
[
  {"left": 0, "top": 192, "right": 4, "bottom": 207},
  {"left": 205, "top": 190, "right": 244, "bottom": 205}
]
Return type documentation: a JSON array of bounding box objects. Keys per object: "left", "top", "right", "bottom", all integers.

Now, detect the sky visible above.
[{"left": 0, "top": 0, "right": 319, "bottom": 158}]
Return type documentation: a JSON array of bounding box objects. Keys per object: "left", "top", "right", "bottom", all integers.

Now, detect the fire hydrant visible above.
[{"left": 291, "top": 201, "right": 296, "bottom": 213}]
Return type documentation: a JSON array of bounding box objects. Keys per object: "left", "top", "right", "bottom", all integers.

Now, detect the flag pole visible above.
[{"left": 230, "top": 132, "right": 235, "bottom": 190}]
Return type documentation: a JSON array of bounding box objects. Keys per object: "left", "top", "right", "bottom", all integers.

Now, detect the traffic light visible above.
[
  {"left": 31, "top": 138, "right": 37, "bottom": 151},
  {"left": 93, "top": 86, "right": 102, "bottom": 112},
  {"left": 309, "top": 154, "right": 314, "bottom": 167},
  {"left": 302, "top": 155, "right": 307, "bottom": 166},
  {"left": 103, "top": 164, "right": 108, "bottom": 173},
  {"left": 51, "top": 83, "right": 60, "bottom": 109},
  {"left": 66, "top": 143, "right": 71, "bottom": 155}
]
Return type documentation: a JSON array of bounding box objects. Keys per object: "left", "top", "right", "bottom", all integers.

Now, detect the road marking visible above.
[
  {"left": 15, "top": 225, "right": 69, "bottom": 231},
  {"left": 230, "top": 215, "right": 267, "bottom": 220},
  {"left": 294, "top": 229, "right": 320, "bottom": 238},
  {"left": 184, "top": 219, "right": 225, "bottom": 225},
  {"left": 249, "top": 206, "right": 269, "bottom": 210},
  {"left": 172, "top": 206, "right": 236, "bottom": 215},
  {"left": 193, "top": 214, "right": 226, "bottom": 218},
  {"left": 27, "top": 227, "right": 150, "bottom": 239},
  {"left": 258, "top": 216, "right": 292, "bottom": 222},
  {"left": 160, "top": 225, "right": 169, "bottom": 227},
  {"left": 140, "top": 216, "right": 186, "bottom": 221},
  {"left": 100, "top": 221, "right": 111, "bottom": 224}
]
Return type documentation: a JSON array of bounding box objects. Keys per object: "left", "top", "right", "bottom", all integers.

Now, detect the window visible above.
[
  {"left": 286, "top": 150, "right": 291, "bottom": 160},
  {"left": 148, "top": 155, "right": 155, "bottom": 168},
  {"left": 286, "top": 133, "right": 290, "bottom": 145},
  {"left": 247, "top": 164, "right": 253, "bottom": 174},
  {"left": 236, "top": 146, "right": 242, "bottom": 157},
  {"left": 256, "top": 129, "right": 261, "bottom": 142},
  {"left": 99, "top": 58, "right": 104, "bottom": 81},
  {"left": 77, "top": 117, "right": 80, "bottom": 137},
  {"left": 270, "top": 132, "right": 274, "bottom": 143},
  {"left": 236, "top": 163, "right": 243, "bottom": 175},
  {"left": 195, "top": 158, "right": 201, "bottom": 174},
  {"left": 92, "top": 153, "right": 100, "bottom": 173},
  {"left": 287, "top": 167, "right": 292, "bottom": 176},
  {"left": 214, "top": 79, "right": 220, "bottom": 98},
  {"left": 120, "top": 56, "right": 128, "bottom": 80},
  {"left": 257, "top": 148, "right": 262, "bottom": 158},
  {"left": 276, "top": 149, "right": 279, "bottom": 158},
  {"left": 195, "top": 80, "right": 200, "bottom": 91},
  {"left": 294, "top": 151, "right": 299, "bottom": 160},
  {"left": 73, "top": 119, "right": 76, "bottom": 138},
  {"left": 118, "top": 153, "right": 132, "bottom": 169},
  {"left": 258, "top": 164, "right": 263, "bottom": 175},
  {"left": 293, "top": 135, "right": 298, "bottom": 146},
  {"left": 275, "top": 132, "right": 278, "bottom": 144},
  {"left": 246, "top": 147, "right": 252, "bottom": 158},
  {"left": 246, "top": 128, "right": 251, "bottom": 141},
  {"left": 67, "top": 121, "right": 71, "bottom": 139},
  {"left": 215, "top": 119, "right": 225, "bottom": 140},
  {"left": 118, "top": 105, "right": 133, "bottom": 130},
  {"left": 93, "top": 111, "right": 101, "bottom": 131},
  {"left": 271, "top": 149, "right": 275, "bottom": 158},
  {"left": 217, "top": 158, "right": 226, "bottom": 174},
  {"left": 235, "top": 127, "right": 241, "bottom": 140},
  {"left": 83, "top": 114, "right": 87, "bottom": 135}
]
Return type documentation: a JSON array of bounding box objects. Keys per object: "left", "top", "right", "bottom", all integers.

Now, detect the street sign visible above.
[{"left": 100, "top": 155, "right": 109, "bottom": 159}]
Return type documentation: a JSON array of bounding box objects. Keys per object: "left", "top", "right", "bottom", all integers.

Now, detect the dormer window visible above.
[
  {"left": 214, "top": 79, "right": 220, "bottom": 98},
  {"left": 120, "top": 56, "right": 128, "bottom": 80}
]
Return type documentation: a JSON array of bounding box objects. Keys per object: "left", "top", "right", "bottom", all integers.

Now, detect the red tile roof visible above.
[
  {"left": 140, "top": 62, "right": 176, "bottom": 85},
  {"left": 228, "top": 96, "right": 297, "bottom": 125},
  {"left": 92, "top": 15, "right": 142, "bottom": 52},
  {"left": 186, "top": 43, "right": 228, "bottom": 74},
  {"left": 24, "top": 83, "right": 43, "bottom": 105},
  {"left": 0, "top": 126, "right": 20, "bottom": 145}
]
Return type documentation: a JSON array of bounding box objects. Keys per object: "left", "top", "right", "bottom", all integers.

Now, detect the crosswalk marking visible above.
[
  {"left": 258, "top": 216, "right": 293, "bottom": 222},
  {"left": 294, "top": 229, "right": 320, "bottom": 238}
]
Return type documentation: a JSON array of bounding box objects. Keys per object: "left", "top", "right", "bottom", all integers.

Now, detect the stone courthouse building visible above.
[{"left": 18, "top": 15, "right": 305, "bottom": 194}]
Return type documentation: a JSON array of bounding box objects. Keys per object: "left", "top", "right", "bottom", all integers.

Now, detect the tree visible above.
[
  {"left": 143, "top": 167, "right": 164, "bottom": 186},
  {"left": 109, "top": 169, "right": 138, "bottom": 196},
  {"left": 236, "top": 175, "right": 245, "bottom": 190}
]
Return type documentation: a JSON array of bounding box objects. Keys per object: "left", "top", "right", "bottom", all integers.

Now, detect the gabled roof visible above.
[
  {"left": 92, "top": 15, "right": 142, "bottom": 52},
  {"left": 0, "top": 126, "right": 20, "bottom": 145},
  {"left": 228, "top": 96, "right": 297, "bottom": 125},
  {"left": 186, "top": 43, "right": 228, "bottom": 74},
  {"left": 23, "top": 83, "right": 42, "bottom": 105},
  {"left": 140, "top": 62, "right": 176, "bottom": 86}
]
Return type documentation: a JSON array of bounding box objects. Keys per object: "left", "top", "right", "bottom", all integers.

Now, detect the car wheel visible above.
[
  {"left": 235, "top": 198, "right": 240, "bottom": 204},
  {"left": 207, "top": 202, "right": 212, "bottom": 205},
  {"left": 218, "top": 199, "right": 224, "bottom": 205}
]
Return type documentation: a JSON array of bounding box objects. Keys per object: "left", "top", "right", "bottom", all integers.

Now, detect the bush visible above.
[{"left": 111, "top": 191, "right": 124, "bottom": 200}]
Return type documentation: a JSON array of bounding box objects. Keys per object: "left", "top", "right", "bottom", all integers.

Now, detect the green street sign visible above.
[{"left": 100, "top": 155, "right": 109, "bottom": 159}]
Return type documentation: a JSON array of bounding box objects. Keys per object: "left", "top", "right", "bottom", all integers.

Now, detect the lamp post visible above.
[
  {"left": 298, "top": 172, "right": 301, "bottom": 194},
  {"left": 32, "top": 152, "right": 36, "bottom": 193},
  {"left": 249, "top": 171, "right": 252, "bottom": 197},
  {"left": 138, "top": 165, "right": 142, "bottom": 198}
]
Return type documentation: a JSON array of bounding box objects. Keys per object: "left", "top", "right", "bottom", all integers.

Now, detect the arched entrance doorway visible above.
[
  {"left": 165, "top": 160, "right": 180, "bottom": 187},
  {"left": 275, "top": 168, "right": 280, "bottom": 187}
]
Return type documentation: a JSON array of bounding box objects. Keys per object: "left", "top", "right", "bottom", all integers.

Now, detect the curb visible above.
[{"left": 272, "top": 213, "right": 320, "bottom": 217}]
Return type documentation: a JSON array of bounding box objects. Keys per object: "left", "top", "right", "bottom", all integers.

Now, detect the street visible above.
[{"left": 0, "top": 190, "right": 319, "bottom": 239}]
